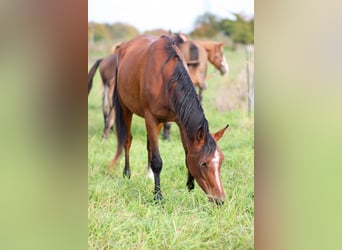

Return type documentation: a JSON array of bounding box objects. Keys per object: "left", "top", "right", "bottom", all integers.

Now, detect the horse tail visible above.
[
  {"left": 88, "top": 58, "right": 103, "bottom": 95},
  {"left": 110, "top": 54, "right": 126, "bottom": 168}
]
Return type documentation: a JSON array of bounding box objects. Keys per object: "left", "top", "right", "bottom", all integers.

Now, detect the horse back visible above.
[
  {"left": 187, "top": 41, "right": 208, "bottom": 87},
  {"left": 116, "top": 35, "right": 179, "bottom": 120}
]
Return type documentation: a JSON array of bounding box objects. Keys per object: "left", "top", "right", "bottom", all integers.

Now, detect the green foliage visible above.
[
  {"left": 88, "top": 22, "right": 139, "bottom": 42},
  {"left": 220, "top": 14, "right": 254, "bottom": 45},
  {"left": 191, "top": 12, "right": 221, "bottom": 38},
  {"left": 108, "top": 22, "right": 140, "bottom": 40},
  {"left": 92, "top": 23, "right": 112, "bottom": 42},
  {"left": 88, "top": 12, "right": 254, "bottom": 45},
  {"left": 88, "top": 48, "right": 254, "bottom": 248},
  {"left": 191, "top": 12, "right": 254, "bottom": 45}
]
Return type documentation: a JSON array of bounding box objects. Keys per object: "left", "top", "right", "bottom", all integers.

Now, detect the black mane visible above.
[{"left": 161, "top": 35, "right": 216, "bottom": 156}]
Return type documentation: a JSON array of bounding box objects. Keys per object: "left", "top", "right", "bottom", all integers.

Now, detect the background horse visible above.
[
  {"left": 88, "top": 43, "right": 122, "bottom": 140},
  {"left": 174, "top": 34, "right": 229, "bottom": 102},
  {"left": 110, "top": 34, "right": 228, "bottom": 204},
  {"left": 162, "top": 34, "right": 229, "bottom": 140}
]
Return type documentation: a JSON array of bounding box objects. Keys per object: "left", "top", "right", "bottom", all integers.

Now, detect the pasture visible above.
[{"left": 88, "top": 44, "right": 254, "bottom": 249}]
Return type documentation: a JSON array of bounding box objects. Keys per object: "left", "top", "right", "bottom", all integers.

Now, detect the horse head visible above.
[
  {"left": 186, "top": 125, "right": 229, "bottom": 205},
  {"left": 206, "top": 42, "right": 229, "bottom": 76}
]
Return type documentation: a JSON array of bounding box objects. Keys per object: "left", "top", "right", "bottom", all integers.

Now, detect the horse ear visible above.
[
  {"left": 196, "top": 126, "right": 205, "bottom": 144},
  {"left": 212, "top": 124, "right": 229, "bottom": 141}
]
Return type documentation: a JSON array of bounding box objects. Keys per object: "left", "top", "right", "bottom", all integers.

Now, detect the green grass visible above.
[{"left": 88, "top": 47, "right": 254, "bottom": 249}]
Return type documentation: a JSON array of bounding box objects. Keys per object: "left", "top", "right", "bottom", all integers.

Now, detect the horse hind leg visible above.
[
  {"left": 102, "top": 84, "right": 111, "bottom": 140},
  {"left": 102, "top": 108, "right": 115, "bottom": 141},
  {"left": 108, "top": 107, "right": 133, "bottom": 177},
  {"left": 123, "top": 110, "right": 133, "bottom": 178}
]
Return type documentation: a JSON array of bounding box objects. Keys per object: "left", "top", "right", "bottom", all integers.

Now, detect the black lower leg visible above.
[
  {"left": 186, "top": 171, "right": 195, "bottom": 191},
  {"left": 151, "top": 153, "right": 163, "bottom": 200}
]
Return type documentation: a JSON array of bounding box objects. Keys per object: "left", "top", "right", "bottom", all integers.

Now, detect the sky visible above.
[{"left": 88, "top": 0, "right": 254, "bottom": 33}]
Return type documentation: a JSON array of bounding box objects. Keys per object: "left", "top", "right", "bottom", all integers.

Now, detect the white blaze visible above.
[
  {"left": 221, "top": 57, "right": 229, "bottom": 73},
  {"left": 212, "top": 150, "right": 222, "bottom": 193}
]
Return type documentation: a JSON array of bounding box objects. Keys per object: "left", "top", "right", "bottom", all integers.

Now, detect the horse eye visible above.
[{"left": 200, "top": 162, "right": 207, "bottom": 168}]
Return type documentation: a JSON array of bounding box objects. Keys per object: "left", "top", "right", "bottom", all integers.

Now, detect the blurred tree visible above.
[
  {"left": 92, "top": 23, "right": 112, "bottom": 42},
  {"left": 220, "top": 14, "right": 254, "bottom": 44},
  {"left": 191, "top": 12, "right": 221, "bottom": 38},
  {"left": 191, "top": 12, "right": 254, "bottom": 44},
  {"left": 88, "top": 22, "right": 139, "bottom": 42},
  {"left": 108, "top": 22, "right": 139, "bottom": 40},
  {"left": 143, "top": 28, "right": 170, "bottom": 36}
]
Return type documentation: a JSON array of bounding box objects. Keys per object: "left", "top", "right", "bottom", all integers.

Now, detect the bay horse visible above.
[
  {"left": 110, "top": 34, "right": 229, "bottom": 204},
  {"left": 88, "top": 43, "right": 122, "bottom": 139}
]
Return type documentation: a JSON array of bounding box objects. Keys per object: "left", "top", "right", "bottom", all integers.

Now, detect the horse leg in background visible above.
[
  {"left": 162, "top": 122, "right": 172, "bottom": 140},
  {"left": 145, "top": 116, "right": 164, "bottom": 201},
  {"left": 102, "top": 83, "right": 111, "bottom": 140},
  {"left": 186, "top": 171, "right": 195, "bottom": 191},
  {"left": 102, "top": 108, "right": 115, "bottom": 141},
  {"left": 102, "top": 80, "right": 115, "bottom": 140},
  {"left": 198, "top": 87, "right": 203, "bottom": 103}
]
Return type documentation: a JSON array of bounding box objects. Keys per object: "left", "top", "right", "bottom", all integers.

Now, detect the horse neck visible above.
[
  {"left": 196, "top": 41, "right": 217, "bottom": 67},
  {"left": 172, "top": 87, "right": 208, "bottom": 147},
  {"left": 170, "top": 66, "right": 207, "bottom": 145}
]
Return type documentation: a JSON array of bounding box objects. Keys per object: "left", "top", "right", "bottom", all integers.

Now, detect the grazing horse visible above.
[
  {"left": 88, "top": 43, "right": 122, "bottom": 140},
  {"left": 187, "top": 39, "right": 229, "bottom": 101},
  {"left": 110, "top": 34, "right": 228, "bottom": 204},
  {"left": 170, "top": 33, "right": 229, "bottom": 101}
]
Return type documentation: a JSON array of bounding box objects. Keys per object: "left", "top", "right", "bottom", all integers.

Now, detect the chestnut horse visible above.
[
  {"left": 162, "top": 35, "right": 229, "bottom": 140},
  {"left": 110, "top": 35, "right": 228, "bottom": 204},
  {"left": 178, "top": 36, "right": 229, "bottom": 102}
]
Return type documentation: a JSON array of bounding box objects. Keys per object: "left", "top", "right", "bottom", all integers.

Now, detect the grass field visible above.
[{"left": 88, "top": 45, "right": 254, "bottom": 249}]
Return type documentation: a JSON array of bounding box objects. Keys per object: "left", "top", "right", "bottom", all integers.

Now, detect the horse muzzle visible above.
[
  {"left": 220, "top": 58, "right": 229, "bottom": 75},
  {"left": 208, "top": 195, "right": 225, "bottom": 206}
]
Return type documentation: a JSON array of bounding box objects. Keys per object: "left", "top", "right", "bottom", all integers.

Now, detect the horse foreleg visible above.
[
  {"left": 146, "top": 138, "right": 154, "bottom": 179},
  {"left": 186, "top": 171, "right": 195, "bottom": 191},
  {"left": 145, "top": 117, "right": 163, "bottom": 201}
]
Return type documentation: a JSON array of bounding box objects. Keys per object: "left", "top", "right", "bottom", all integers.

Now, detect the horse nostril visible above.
[{"left": 215, "top": 199, "right": 224, "bottom": 206}]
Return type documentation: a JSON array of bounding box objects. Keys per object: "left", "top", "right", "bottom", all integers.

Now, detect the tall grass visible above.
[{"left": 88, "top": 47, "right": 254, "bottom": 249}]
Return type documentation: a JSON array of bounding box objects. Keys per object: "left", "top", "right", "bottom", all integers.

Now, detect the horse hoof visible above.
[
  {"left": 154, "top": 192, "right": 163, "bottom": 201},
  {"left": 123, "top": 171, "right": 131, "bottom": 179},
  {"left": 187, "top": 183, "right": 195, "bottom": 191}
]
